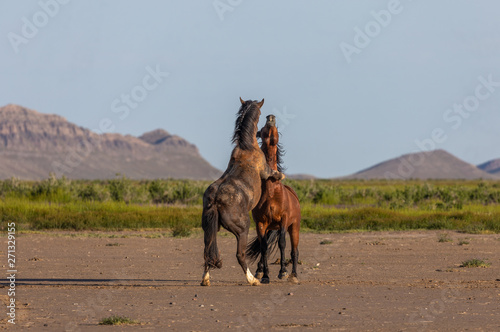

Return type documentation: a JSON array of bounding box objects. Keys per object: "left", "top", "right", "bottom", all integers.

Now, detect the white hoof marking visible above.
[
  {"left": 202, "top": 271, "right": 210, "bottom": 285},
  {"left": 246, "top": 268, "right": 259, "bottom": 285}
]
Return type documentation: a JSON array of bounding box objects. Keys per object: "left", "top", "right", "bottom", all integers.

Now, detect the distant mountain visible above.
[
  {"left": 346, "top": 149, "right": 498, "bottom": 180},
  {"left": 0, "top": 104, "right": 221, "bottom": 180},
  {"left": 477, "top": 159, "right": 500, "bottom": 176},
  {"left": 287, "top": 173, "right": 317, "bottom": 180}
]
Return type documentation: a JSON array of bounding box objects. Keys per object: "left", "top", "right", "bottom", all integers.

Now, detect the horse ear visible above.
[
  {"left": 257, "top": 98, "right": 264, "bottom": 108},
  {"left": 239, "top": 97, "right": 245, "bottom": 105}
]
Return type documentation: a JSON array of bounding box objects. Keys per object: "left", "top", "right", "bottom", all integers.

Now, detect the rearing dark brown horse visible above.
[
  {"left": 201, "top": 99, "right": 285, "bottom": 286},
  {"left": 247, "top": 115, "right": 301, "bottom": 284}
]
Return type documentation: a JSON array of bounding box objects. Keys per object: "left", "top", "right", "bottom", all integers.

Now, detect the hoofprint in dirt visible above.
[{"left": 1, "top": 231, "right": 499, "bottom": 331}]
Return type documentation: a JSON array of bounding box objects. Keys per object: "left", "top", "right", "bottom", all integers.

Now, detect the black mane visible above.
[{"left": 232, "top": 101, "right": 260, "bottom": 151}]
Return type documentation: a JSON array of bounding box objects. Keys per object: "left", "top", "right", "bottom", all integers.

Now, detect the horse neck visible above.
[
  {"left": 235, "top": 111, "right": 260, "bottom": 150},
  {"left": 262, "top": 143, "right": 278, "bottom": 171},
  {"left": 250, "top": 126, "right": 260, "bottom": 148}
]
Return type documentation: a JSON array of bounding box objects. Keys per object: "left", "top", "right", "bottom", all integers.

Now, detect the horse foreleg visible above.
[
  {"left": 278, "top": 228, "right": 288, "bottom": 279},
  {"left": 288, "top": 222, "right": 300, "bottom": 284}
]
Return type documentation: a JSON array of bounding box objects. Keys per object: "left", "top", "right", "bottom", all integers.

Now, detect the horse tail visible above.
[
  {"left": 246, "top": 235, "right": 261, "bottom": 263},
  {"left": 246, "top": 230, "right": 280, "bottom": 264},
  {"left": 202, "top": 204, "right": 222, "bottom": 270}
]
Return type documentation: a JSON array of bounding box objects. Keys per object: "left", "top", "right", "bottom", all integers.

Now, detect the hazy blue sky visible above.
[{"left": 1, "top": 1, "right": 499, "bottom": 178}]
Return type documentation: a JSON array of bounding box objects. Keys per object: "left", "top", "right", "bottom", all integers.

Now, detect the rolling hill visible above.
[
  {"left": 0, "top": 104, "right": 221, "bottom": 180},
  {"left": 477, "top": 159, "right": 500, "bottom": 176},
  {"left": 347, "top": 149, "right": 498, "bottom": 180}
]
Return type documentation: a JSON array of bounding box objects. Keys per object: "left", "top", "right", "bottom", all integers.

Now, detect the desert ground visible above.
[{"left": 1, "top": 230, "right": 499, "bottom": 331}]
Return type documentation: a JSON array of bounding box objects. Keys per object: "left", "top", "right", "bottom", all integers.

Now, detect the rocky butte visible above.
[{"left": 0, "top": 104, "right": 221, "bottom": 180}]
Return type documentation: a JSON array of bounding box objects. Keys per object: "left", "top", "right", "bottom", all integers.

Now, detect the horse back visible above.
[{"left": 284, "top": 184, "right": 300, "bottom": 205}]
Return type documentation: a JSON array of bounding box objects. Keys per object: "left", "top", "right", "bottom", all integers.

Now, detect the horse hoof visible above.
[
  {"left": 261, "top": 277, "right": 270, "bottom": 284},
  {"left": 278, "top": 272, "right": 288, "bottom": 280},
  {"left": 251, "top": 280, "right": 261, "bottom": 286},
  {"left": 288, "top": 276, "right": 299, "bottom": 284},
  {"left": 255, "top": 272, "right": 264, "bottom": 279},
  {"left": 200, "top": 280, "right": 210, "bottom": 287}
]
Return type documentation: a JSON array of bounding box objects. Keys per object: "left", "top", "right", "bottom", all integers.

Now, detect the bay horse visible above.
[
  {"left": 247, "top": 115, "right": 301, "bottom": 284},
  {"left": 201, "top": 98, "right": 286, "bottom": 286}
]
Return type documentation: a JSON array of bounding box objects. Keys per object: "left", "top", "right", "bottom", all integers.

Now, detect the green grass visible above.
[
  {"left": 438, "top": 233, "right": 453, "bottom": 243},
  {"left": 460, "top": 259, "right": 491, "bottom": 268},
  {"left": 171, "top": 222, "right": 192, "bottom": 237},
  {"left": 3, "top": 200, "right": 500, "bottom": 233},
  {"left": 2, "top": 177, "right": 500, "bottom": 233},
  {"left": 301, "top": 205, "right": 500, "bottom": 233},
  {"left": 3, "top": 176, "right": 500, "bottom": 207},
  {"left": 99, "top": 315, "right": 139, "bottom": 326},
  {"left": 0, "top": 198, "right": 200, "bottom": 231}
]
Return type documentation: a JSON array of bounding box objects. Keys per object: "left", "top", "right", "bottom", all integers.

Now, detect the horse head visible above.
[{"left": 259, "top": 114, "right": 285, "bottom": 173}]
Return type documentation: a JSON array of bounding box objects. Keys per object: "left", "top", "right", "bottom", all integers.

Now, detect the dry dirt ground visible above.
[{"left": 1, "top": 230, "right": 499, "bottom": 331}]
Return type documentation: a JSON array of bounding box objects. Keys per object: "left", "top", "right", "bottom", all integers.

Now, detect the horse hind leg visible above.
[
  {"left": 201, "top": 203, "right": 221, "bottom": 286},
  {"left": 219, "top": 207, "right": 260, "bottom": 286},
  {"left": 236, "top": 230, "right": 261, "bottom": 286},
  {"left": 201, "top": 267, "right": 210, "bottom": 287}
]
